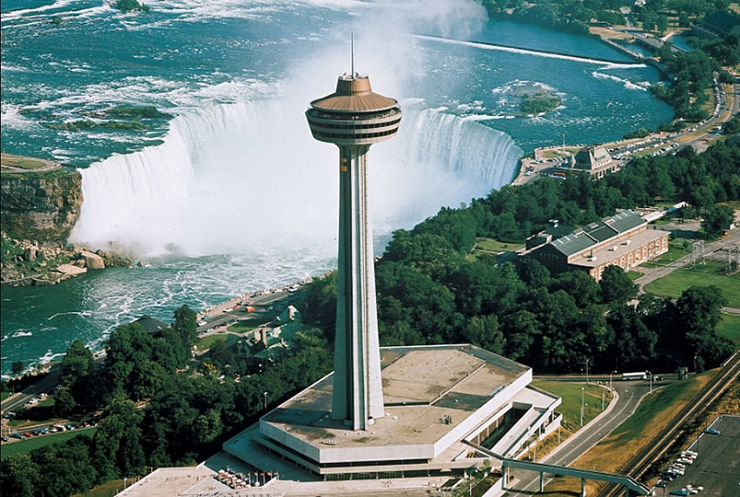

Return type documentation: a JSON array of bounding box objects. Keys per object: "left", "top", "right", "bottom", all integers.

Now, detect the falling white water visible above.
[{"left": 71, "top": 100, "right": 521, "bottom": 258}]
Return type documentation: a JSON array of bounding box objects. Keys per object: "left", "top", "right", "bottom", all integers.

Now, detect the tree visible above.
[
  {"left": 209, "top": 339, "right": 236, "bottom": 370},
  {"left": 669, "top": 286, "right": 734, "bottom": 367},
  {"left": 701, "top": 204, "right": 734, "bottom": 239},
  {"left": 463, "top": 315, "right": 506, "bottom": 354},
  {"left": 92, "top": 398, "right": 145, "bottom": 479},
  {"left": 549, "top": 271, "right": 601, "bottom": 307},
  {"left": 60, "top": 339, "right": 94, "bottom": 387},
  {"left": 53, "top": 387, "right": 78, "bottom": 416},
  {"left": 515, "top": 257, "right": 551, "bottom": 288},
  {"left": 303, "top": 272, "right": 337, "bottom": 339},
  {"left": 173, "top": 305, "right": 198, "bottom": 349},
  {"left": 0, "top": 454, "right": 39, "bottom": 497},
  {"left": 31, "top": 437, "right": 96, "bottom": 497},
  {"left": 600, "top": 265, "right": 637, "bottom": 305}
]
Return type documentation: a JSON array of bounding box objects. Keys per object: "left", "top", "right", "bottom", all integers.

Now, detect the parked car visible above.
[
  {"left": 1, "top": 436, "right": 9, "bottom": 442},
  {"left": 10, "top": 433, "right": 25, "bottom": 440},
  {"left": 704, "top": 428, "right": 720, "bottom": 435}
]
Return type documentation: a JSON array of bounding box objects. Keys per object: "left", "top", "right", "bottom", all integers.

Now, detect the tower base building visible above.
[{"left": 225, "top": 344, "right": 561, "bottom": 481}]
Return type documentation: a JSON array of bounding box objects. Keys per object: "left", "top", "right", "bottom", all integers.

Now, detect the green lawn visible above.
[
  {"left": 196, "top": 334, "right": 230, "bottom": 349},
  {"left": 532, "top": 381, "right": 611, "bottom": 432},
  {"left": 1, "top": 428, "right": 97, "bottom": 459},
  {"left": 228, "top": 316, "right": 271, "bottom": 333},
  {"left": 626, "top": 270, "right": 643, "bottom": 281},
  {"left": 640, "top": 240, "right": 693, "bottom": 268},
  {"left": 716, "top": 313, "right": 740, "bottom": 345},
  {"left": 473, "top": 238, "right": 524, "bottom": 253},
  {"left": 643, "top": 260, "right": 740, "bottom": 308},
  {"left": 1, "top": 157, "right": 46, "bottom": 169}
]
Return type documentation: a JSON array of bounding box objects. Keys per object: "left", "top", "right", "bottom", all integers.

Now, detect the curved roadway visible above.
[{"left": 503, "top": 379, "right": 658, "bottom": 496}]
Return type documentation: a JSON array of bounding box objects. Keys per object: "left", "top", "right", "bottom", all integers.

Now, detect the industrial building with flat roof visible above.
[{"left": 525, "top": 210, "right": 670, "bottom": 281}]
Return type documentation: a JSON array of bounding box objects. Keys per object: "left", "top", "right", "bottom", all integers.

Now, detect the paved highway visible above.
[{"left": 502, "top": 380, "right": 658, "bottom": 496}]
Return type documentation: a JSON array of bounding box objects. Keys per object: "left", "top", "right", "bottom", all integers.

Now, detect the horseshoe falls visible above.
[{"left": 71, "top": 103, "right": 521, "bottom": 257}]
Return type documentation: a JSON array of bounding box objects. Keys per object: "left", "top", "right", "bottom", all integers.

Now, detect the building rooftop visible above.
[
  {"left": 254, "top": 344, "right": 534, "bottom": 469},
  {"left": 550, "top": 210, "right": 646, "bottom": 257},
  {"left": 570, "top": 227, "right": 668, "bottom": 268},
  {"left": 310, "top": 75, "right": 398, "bottom": 114}
]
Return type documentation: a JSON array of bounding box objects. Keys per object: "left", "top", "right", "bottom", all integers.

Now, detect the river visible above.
[{"left": 0, "top": 0, "right": 674, "bottom": 377}]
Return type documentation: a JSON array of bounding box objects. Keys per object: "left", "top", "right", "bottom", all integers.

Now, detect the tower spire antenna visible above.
[{"left": 351, "top": 31, "right": 355, "bottom": 77}]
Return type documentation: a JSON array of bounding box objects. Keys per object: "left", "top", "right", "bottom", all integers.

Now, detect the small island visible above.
[{"left": 520, "top": 91, "right": 562, "bottom": 115}]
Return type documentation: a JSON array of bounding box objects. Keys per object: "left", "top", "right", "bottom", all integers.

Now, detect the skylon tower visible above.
[{"left": 306, "top": 70, "right": 401, "bottom": 430}]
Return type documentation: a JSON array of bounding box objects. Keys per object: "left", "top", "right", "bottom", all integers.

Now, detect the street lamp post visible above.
[
  {"left": 586, "top": 358, "right": 589, "bottom": 385},
  {"left": 263, "top": 391, "right": 268, "bottom": 411},
  {"left": 580, "top": 386, "right": 585, "bottom": 427},
  {"left": 609, "top": 370, "right": 617, "bottom": 392},
  {"left": 647, "top": 371, "right": 653, "bottom": 394}
]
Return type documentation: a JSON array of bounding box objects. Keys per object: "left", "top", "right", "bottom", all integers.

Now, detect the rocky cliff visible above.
[{"left": 1, "top": 168, "right": 83, "bottom": 241}]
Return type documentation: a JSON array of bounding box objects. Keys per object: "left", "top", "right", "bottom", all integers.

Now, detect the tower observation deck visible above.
[{"left": 306, "top": 73, "right": 401, "bottom": 431}]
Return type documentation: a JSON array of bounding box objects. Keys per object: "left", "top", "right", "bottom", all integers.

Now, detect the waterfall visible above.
[{"left": 70, "top": 101, "right": 521, "bottom": 257}]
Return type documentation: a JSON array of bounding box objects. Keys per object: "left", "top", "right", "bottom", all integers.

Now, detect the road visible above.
[
  {"left": 503, "top": 380, "right": 658, "bottom": 496},
  {"left": 1, "top": 367, "right": 61, "bottom": 414}
]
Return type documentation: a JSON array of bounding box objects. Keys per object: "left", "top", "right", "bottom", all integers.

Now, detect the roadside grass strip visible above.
[
  {"left": 715, "top": 313, "right": 740, "bottom": 345},
  {"left": 72, "top": 477, "right": 130, "bottom": 497},
  {"left": 1, "top": 428, "right": 97, "bottom": 459},
  {"left": 227, "top": 316, "right": 271, "bottom": 333},
  {"left": 529, "top": 381, "right": 613, "bottom": 462}
]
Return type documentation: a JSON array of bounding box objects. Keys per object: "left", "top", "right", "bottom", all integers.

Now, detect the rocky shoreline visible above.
[{"left": 1, "top": 233, "right": 134, "bottom": 287}]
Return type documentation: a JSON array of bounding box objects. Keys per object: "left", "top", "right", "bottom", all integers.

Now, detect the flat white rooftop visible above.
[{"left": 254, "top": 345, "right": 534, "bottom": 470}]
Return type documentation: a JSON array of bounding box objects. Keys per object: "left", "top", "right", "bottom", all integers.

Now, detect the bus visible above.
[{"left": 621, "top": 371, "right": 647, "bottom": 381}]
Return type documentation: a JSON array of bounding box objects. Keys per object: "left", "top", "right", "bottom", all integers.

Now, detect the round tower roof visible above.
[{"left": 310, "top": 75, "right": 398, "bottom": 113}]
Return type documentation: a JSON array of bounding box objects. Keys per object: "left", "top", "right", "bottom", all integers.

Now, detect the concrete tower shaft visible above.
[{"left": 306, "top": 74, "right": 401, "bottom": 431}]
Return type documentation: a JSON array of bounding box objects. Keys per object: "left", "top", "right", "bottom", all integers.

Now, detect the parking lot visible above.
[{"left": 656, "top": 415, "right": 740, "bottom": 497}]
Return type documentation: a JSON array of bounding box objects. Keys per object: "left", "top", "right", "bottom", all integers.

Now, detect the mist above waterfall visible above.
[{"left": 70, "top": 101, "right": 521, "bottom": 258}]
